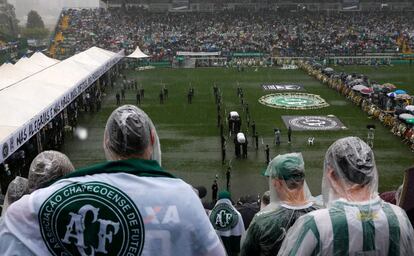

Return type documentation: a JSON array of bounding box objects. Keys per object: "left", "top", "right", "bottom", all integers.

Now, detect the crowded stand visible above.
[
  {"left": 1, "top": 2, "right": 414, "bottom": 256},
  {"left": 51, "top": 8, "right": 414, "bottom": 60}
]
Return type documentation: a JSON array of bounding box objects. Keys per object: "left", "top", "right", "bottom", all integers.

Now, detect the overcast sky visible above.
[{"left": 8, "top": 0, "right": 100, "bottom": 27}]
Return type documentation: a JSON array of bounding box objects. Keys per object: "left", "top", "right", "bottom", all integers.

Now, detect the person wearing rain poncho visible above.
[
  {"left": 241, "top": 153, "right": 319, "bottom": 256},
  {"left": 1, "top": 151, "right": 75, "bottom": 218},
  {"left": 0, "top": 176, "right": 29, "bottom": 217},
  {"left": 278, "top": 137, "right": 414, "bottom": 256},
  {"left": 27, "top": 150, "right": 76, "bottom": 193},
  {"left": 209, "top": 190, "right": 245, "bottom": 256},
  {"left": 0, "top": 105, "right": 225, "bottom": 256}
]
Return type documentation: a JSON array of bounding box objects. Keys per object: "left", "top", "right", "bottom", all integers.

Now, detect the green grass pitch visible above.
[{"left": 61, "top": 65, "right": 414, "bottom": 200}]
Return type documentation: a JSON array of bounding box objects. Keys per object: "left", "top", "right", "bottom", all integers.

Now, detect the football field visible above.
[{"left": 62, "top": 65, "right": 414, "bottom": 200}]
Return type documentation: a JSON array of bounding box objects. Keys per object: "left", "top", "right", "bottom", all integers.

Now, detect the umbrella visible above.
[
  {"left": 395, "top": 109, "right": 411, "bottom": 115},
  {"left": 405, "top": 105, "right": 414, "bottom": 112},
  {"left": 406, "top": 118, "right": 414, "bottom": 124},
  {"left": 395, "top": 94, "right": 412, "bottom": 100},
  {"left": 372, "top": 84, "right": 383, "bottom": 93},
  {"left": 387, "top": 92, "right": 396, "bottom": 98},
  {"left": 381, "top": 87, "right": 391, "bottom": 93},
  {"left": 352, "top": 84, "right": 369, "bottom": 92},
  {"left": 348, "top": 79, "right": 365, "bottom": 86},
  {"left": 399, "top": 113, "right": 414, "bottom": 120},
  {"left": 361, "top": 88, "right": 374, "bottom": 95},
  {"left": 383, "top": 83, "right": 397, "bottom": 90},
  {"left": 394, "top": 89, "right": 407, "bottom": 95}
]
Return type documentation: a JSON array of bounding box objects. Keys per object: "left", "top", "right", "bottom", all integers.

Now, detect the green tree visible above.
[
  {"left": 0, "top": 3, "right": 19, "bottom": 36},
  {"left": 26, "top": 10, "right": 44, "bottom": 29}
]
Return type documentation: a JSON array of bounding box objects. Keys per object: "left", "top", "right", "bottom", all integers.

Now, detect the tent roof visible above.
[
  {"left": 0, "top": 53, "right": 60, "bottom": 90},
  {"left": 29, "top": 52, "right": 60, "bottom": 68},
  {"left": 0, "top": 65, "right": 32, "bottom": 90},
  {"left": 127, "top": 46, "right": 149, "bottom": 59},
  {"left": 0, "top": 46, "right": 123, "bottom": 164}
]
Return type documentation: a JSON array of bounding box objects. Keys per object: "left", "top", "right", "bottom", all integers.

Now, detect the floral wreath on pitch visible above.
[{"left": 258, "top": 92, "right": 330, "bottom": 110}]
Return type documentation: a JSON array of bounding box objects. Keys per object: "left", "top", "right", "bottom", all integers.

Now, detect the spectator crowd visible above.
[{"left": 53, "top": 8, "right": 414, "bottom": 60}]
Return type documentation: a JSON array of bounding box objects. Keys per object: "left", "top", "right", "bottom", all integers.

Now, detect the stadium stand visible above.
[{"left": 49, "top": 8, "right": 414, "bottom": 61}]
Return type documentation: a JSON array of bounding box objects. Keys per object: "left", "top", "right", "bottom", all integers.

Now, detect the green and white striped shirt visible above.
[{"left": 278, "top": 197, "right": 414, "bottom": 256}]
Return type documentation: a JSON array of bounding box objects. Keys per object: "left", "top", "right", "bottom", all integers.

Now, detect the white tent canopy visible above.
[
  {"left": 14, "top": 56, "right": 29, "bottom": 65},
  {"left": 0, "top": 46, "right": 124, "bottom": 163},
  {"left": 0, "top": 63, "right": 13, "bottom": 69},
  {"left": 14, "top": 52, "right": 60, "bottom": 73},
  {"left": 0, "top": 65, "right": 33, "bottom": 90},
  {"left": 127, "top": 46, "right": 149, "bottom": 59},
  {"left": 28, "top": 52, "right": 60, "bottom": 68},
  {"left": 0, "top": 52, "right": 60, "bottom": 90},
  {"left": 14, "top": 59, "right": 45, "bottom": 74}
]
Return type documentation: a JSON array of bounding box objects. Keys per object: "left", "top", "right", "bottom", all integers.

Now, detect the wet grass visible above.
[{"left": 62, "top": 65, "right": 414, "bottom": 200}]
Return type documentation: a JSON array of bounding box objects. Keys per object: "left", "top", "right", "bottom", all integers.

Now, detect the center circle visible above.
[{"left": 259, "top": 93, "right": 329, "bottom": 110}]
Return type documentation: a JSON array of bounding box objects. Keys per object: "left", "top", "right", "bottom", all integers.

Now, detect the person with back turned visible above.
[
  {"left": 0, "top": 105, "right": 225, "bottom": 256},
  {"left": 278, "top": 137, "right": 414, "bottom": 256}
]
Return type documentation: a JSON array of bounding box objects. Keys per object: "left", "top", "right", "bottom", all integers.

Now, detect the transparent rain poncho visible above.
[
  {"left": 322, "top": 136, "right": 378, "bottom": 206},
  {"left": 1, "top": 176, "right": 28, "bottom": 216},
  {"left": 27, "top": 151, "right": 75, "bottom": 193},
  {"left": 263, "top": 152, "right": 314, "bottom": 210},
  {"left": 103, "top": 105, "right": 161, "bottom": 165},
  {"left": 242, "top": 153, "right": 319, "bottom": 256},
  {"left": 277, "top": 137, "right": 414, "bottom": 256}
]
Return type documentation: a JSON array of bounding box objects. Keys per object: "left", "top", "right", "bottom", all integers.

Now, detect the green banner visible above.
[{"left": 400, "top": 54, "right": 414, "bottom": 58}]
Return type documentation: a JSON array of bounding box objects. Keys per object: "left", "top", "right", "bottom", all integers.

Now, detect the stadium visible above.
[{"left": 0, "top": 0, "right": 414, "bottom": 255}]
